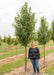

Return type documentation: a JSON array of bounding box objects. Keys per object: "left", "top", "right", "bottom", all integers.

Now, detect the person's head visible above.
[{"left": 31, "top": 41, "right": 36, "bottom": 47}]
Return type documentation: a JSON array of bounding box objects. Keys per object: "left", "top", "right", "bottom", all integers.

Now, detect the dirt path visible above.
[
  {"left": 0, "top": 46, "right": 42, "bottom": 55},
  {"left": 0, "top": 54, "right": 25, "bottom": 65},
  {"left": 0, "top": 46, "right": 54, "bottom": 65},
  {"left": 3, "top": 52, "right": 54, "bottom": 75},
  {"left": 40, "top": 61, "right": 54, "bottom": 73},
  {"left": 0, "top": 44, "right": 53, "bottom": 55},
  {"left": 0, "top": 48, "right": 24, "bottom": 55},
  {"left": 0, "top": 43, "right": 52, "bottom": 55},
  {"left": 0, "top": 45, "right": 42, "bottom": 52},
  {"left": 0, "top": 46, "right": 19, "bottom": 51}
]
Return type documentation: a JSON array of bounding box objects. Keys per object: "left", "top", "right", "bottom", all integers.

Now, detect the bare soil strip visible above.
[
  {"left": 0, "top": 46, "right": 19, "bottom": 51},
  {"left": 0, "top": 54, "right": 25, "bottom": 65},
  {"left": 0, "top": 49, "right": 24, "bottom": 55},
  {"left": 0, "top": 46, "right": 54, "bottom": 65},
  {"left": 3, "top": 53, "right": 54, "bottom": 75},
  {"left": 0, "top": 45, "right": 42, "bottom": 52},
  {"left": 0, "top": 44, "right": 53, "bottom": 55}
]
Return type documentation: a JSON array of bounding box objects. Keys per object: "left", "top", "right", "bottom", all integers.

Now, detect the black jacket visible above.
[{"left": 28, "top": 47, "right": 40, "bottom": 59}]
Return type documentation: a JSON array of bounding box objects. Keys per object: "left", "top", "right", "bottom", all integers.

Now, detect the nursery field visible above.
[{"left": 0, "top": 40, "right": 54, "bottom": 75}]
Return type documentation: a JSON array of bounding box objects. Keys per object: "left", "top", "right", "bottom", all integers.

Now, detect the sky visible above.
[{"left": 0, "top": 0, "right": 54, "bottom": 38}]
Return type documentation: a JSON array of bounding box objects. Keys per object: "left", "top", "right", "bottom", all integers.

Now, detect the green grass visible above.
[
  {"left": 0, "top": 47, "right": 24, "bottom": 53},
  {"left": 45, "top": 63, "right": 54, "bottom": 75},
  {"left": 0, "top": 57, "right": 25, "bottom": 74},
  {"left": 40, "top": 48, "right": 54, "bottom": 58},
  {"left": 45, "top": 64, "right": 54, "bottom": 73},
  {"left": 0, "top": 40, "right": 54, "bottom": 53},
  {"left": 0, "top": 49, "right": 27, "bottom": 60},
  {"left": 0, "top": 48, "right": 54, "bottom": 74},
  {"left": 0, "top": 44, "right": 54, "bottom": 60}
]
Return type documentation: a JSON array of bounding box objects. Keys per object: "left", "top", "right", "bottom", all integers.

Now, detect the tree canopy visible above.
[
  {"left": 13, "top": 2, "right": 36, "bottom": 47},
  {"left": 51, "top": 19, "right": 54, "bottom": 41},
  {"left": 37, "top": 16, "right": 51, "bottom": 45}
]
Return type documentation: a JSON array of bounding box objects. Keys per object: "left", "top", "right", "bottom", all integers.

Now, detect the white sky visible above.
[{"left": 0, "top": 0, "right": 54, "bottom": 38}]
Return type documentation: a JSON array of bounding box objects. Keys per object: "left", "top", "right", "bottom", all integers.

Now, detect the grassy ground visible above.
[
  {"left": 0, "top": 46, "right": 24, "bottom": 53},
  {"left": 0, "top": 42, "right": 54, "bottom": 60},
  {"left": 0, "top": 45, "right": 54, "bottom": 60},
  {"left": 0, "top": 50, "right": 25, "bottom": 60},
  {"left": 0, "top": 40, "right": 54, "bottom": 53},
  {"left": 0, "top": 48, "right": 54, "bottom": 74},
  {"left": 0, "top": 43, "right": 53, "bottom": 53},
  {"left": 45, "top": 63, "right": 54, "bottom": 75}
]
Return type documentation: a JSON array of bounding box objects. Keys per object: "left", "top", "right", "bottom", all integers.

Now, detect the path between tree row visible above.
[
  {"left": 0, "top": 45, "right": 42, "bottom": 51},
  {"left": 40, "top": 60, "right": 54, "bottom": 73},
  {"left": 3, "top": 52, "right": 54, "bottom": 75},
  {"left": 0, "top": 46, "right": 54, "bottom": 65},
  {"left": 0, "top": 46, "right": 19, "bottom": 51},
  {"left": 0, "top": 45, "right": 42, "bottom": 55},
  {"left": 0, "top": 49, "right": 24, "bottom": 55}
]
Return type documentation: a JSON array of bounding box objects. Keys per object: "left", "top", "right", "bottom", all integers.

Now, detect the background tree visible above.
[
  {"left": 3, "top": 36, "right": 7, "bottom": 43},
  {"left": 13, "top": 38, "right": 18, "bottom": 57},
  {"left": 37, "top": 16, "right": 51, "bottom": 67},
  {"left": 13, "top": 2, "right": 36, "bottom": 72},
  {"left": 51, "top": 19, "right": 54, "bottom": 42},
  {"left": 7, "top": 35, "right": 12, "bottom": 51}
]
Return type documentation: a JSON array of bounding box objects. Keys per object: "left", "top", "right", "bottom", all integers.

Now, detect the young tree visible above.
[
  {"left": 7, "top": 35, "right": 12, "bottom": 51},
  {"left": 51, "top": 19, "right": 54, "bottom": 42},
  {"left": 37, "top": 16, "right": 51, "bottom": 67},
  {"left": 13, "top": 38, "right": 18, "bottom": 57},
  {"left": 3, "top": 36, "right": 7, "bottom": 43},
  {"left": 13, "top": 2, "right": 36, "bottom": 72}
]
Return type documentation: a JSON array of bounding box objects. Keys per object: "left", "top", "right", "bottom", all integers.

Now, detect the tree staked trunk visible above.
[
  {"left": 25, "top": 45, "right": 27, "bottom": 73},
  {"left": 43, "top": 44, "right": 45, "bottom": 67}
]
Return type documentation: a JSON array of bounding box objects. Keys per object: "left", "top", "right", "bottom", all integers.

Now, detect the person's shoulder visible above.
[
  {"left": 29, "top": 47, "right": 31, "bottom": 50},
  {"left": 36, "top": 47, "right": 39, "bottom": 50}
]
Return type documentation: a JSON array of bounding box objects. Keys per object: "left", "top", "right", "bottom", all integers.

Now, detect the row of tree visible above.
[
  {"left": 0, "top": 36, "right": 18, "bottom": 56},
  {"left": 0, "top": 36, "right": 18, "bottom": 46},
  {"left": 0, "top": 2, "right": 54, "bottom": 72},
  {"left": 0, "top": 36, "right": 19, "bottom": 58},
  {"left": 12, "top": 2, "right": 54, "bottom": 72}
]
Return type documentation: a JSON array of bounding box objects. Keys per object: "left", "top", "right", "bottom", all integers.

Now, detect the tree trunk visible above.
[
  {"left": 16, "top": 46, "right": 17, "bottom": 57},
  {"left": 43, "top": 44, "right": 45, "bottom": 67},
  {"left": 25, "top": 45, "right": 27, "bottom": 72}
]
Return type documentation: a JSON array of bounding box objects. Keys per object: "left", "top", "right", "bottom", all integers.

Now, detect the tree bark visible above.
[
  {"left": 43, "top": 44, "right": 45, "bottom": 67},
  {"left": 25, "top": 45, "right": 27, "bottom": 72}
]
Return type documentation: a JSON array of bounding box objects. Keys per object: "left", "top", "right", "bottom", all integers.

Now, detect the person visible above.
[{"left": 28, "top": 41, "right": 40, "bottom": 75}]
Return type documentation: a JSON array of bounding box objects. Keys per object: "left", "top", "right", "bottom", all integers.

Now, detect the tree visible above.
[
  {"left": 32, "top": 31, "right": 37, "bottom": 41},
  {"left": 7, "top": 35, "right": 12, "bottom": 51},
  {"left": 37, "top": 16, "right": 51, "bottom": 67},
  {"left": 51, "top": 19, "right": 54, "bottom": 42},
  {"left": 13, "top": 38, "right": 18, "bottom": 57},
  {"left": 3, "top": 36, "right": 7, "bottom": 43},
  {"left": 13, "top": 2, "right": 36, "bottom": 72}
]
